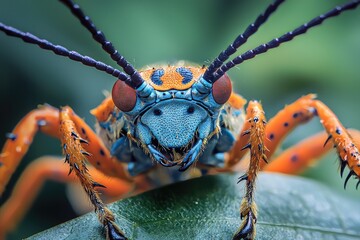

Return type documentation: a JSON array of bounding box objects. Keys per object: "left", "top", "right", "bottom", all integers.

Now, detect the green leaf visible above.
[{"left": 28, "top": 173, "right": 360, "bottom": 240}]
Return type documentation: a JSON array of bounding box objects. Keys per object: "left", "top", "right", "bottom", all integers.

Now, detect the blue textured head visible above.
[{"left": 111, "top": 65, "right": 232, "bottom": 171}]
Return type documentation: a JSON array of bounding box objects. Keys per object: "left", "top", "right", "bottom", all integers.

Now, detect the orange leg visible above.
[
  {"left": 0, "top": 105, "right": 130, "bottom": 196},
  {"left": 229, "top": 95, "right": 360, "bottom": 239},
  {"left": 0, "top": 156, "right": 134, "bottom": 238},
  {"left": 228, "top": 94, "right": 360, "bottom": 184},
  {"left": 233, "top": 101, "right": 267, "bottom": 240},
  {"left": 57, "top": 107, "right": 127, "bottom": 239},
  {"left": 262, "top": 94, "right": 360, "bottom": 179},
  {"left": 263, "top": 131, "right": 331, "bottom": 175},
  {"left": 264, "top": 129, "right": 360, "bottom": 179},
  {"left": 0, "top": 104, "right": 133, "bottom": 239}
]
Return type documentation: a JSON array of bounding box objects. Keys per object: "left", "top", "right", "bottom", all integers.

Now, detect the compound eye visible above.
[
  {"left": 211, "top": 74, "right": 232, "bottom": 105},
  {"left": 112, "top": 80, "right": 137, "bottom": 112}
]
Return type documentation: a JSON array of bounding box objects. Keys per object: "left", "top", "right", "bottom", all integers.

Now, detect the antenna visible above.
[
  {"left": 212, "top": 0, "right": 360, "bottom": 81},
  {"left": 0, "top": 1, "right": 145, "bottom": 89},
  {"left": 59, "top": 0, "right": 144, "bottom": 88},
  {"left": 0, "top": 22, "right": 131, "bottom": 83},
  {"left": 203, "top": 0, "right": 285, "bottom": 83}
]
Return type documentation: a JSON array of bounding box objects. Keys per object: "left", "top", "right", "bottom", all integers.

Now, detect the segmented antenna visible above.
[
  {"left": 203, "top": 0, "right": 285, "bottom": 83},
  {"left": 0, "top": 22, "right": 131, "bottom": 82},
  {"left": 211, "top": 0, "right": 360, "bottom": 82},
  {"left": 59, "top": 0, "right": 144, "bottom": 88}
]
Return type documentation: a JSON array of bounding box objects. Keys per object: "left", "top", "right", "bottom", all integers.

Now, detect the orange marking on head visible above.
[{"left": 140, "top": 65, "right": 206, "bottom": 91}]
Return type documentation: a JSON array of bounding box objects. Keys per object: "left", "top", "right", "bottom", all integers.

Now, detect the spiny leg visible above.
[
  {"left": 0, "top": 156, "right": 134, "bottom": 238},
  {"left": 0, "top": 105, "right": 132, "bottom": 239},
  {"left": 233, "top": 101, "right": 267, "bottom": 240},
  {"left": 229, "top": 94, "right": 360, "bottom": 186},
  {"left": 0, "top": 104, "right": 130, "bottom": 195},
  {"left": 60, "top": 107, "right": 127, "bottom": 240},
  {"left": 261, "top": 94, "right": 360, "bottom": 184},
  {"left": 64, "top": 104, "right": 129, "bottom": 179},
  {"left": 227, "top": 95, "right": 315, "bottom": 167},
  {"left": 0, "top": 105, "right": 125, "bottom": 195},
  {"left": 263, "top": 129, "right": 360, "bottom": 184}
]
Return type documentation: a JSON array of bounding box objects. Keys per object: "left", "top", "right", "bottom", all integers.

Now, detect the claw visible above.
[
  {"left": 237, "top": 174, "right": 248, "bottom": 183},
  {"left": 233, "top": 211, "right": 255, "bottom": 240},
  {"left": 339, "top": 158, "right": 347, "bottom": 178},
  {"left": 106, "top": 221, "right": 127, "bottom": 240},
  {"left": 344, "top": 170, "right": 355, "bottom": 189}
]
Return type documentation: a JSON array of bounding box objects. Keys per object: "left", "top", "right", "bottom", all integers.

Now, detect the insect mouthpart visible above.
[{"left": 147, "top": 130, "right": 202, "bottom": 169}]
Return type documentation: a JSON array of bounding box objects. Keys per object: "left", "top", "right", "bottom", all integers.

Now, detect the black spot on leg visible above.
[
  {"left": 293, "top": 112, "right": 298, "bottom": 118},
  {"left": 269, "top": 133, "right": 275, "bottom": 140},
  {"left": 284, "top": 122, "right": 289, "bottom": 127},
  {"left": 37, "top": 119, "right": 47, "bottom": 130},
  {"left": 291, "top": 155, "right": 298, "bottom": 163},
  {"left": 336, "top": 127, "right": 342, "bottom": 135},
  {"left": 5, "top": 133, "right": 17, "bottom": 141},
  {"left": 81, "top": 127, "right": 86, "bottom": 135},
  {"left": 96, "top": 161, "right": 101, "bottom": 166},
  {"left": 100, "top": 149, "right": 105, "bottom": 156}
]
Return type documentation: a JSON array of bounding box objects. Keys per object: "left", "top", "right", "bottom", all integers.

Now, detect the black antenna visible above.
[
  {"left": 59, "top": 0, "right": 144, "bottom": 88},
  {"left": 212, "top": 0, "right": 360, "bottom": 81},
  {"left": 0, "top": 22, "right": 133, "bottom": 83},
  {"left": 203, "top": 0, "right": 285, "bottom": 83}
]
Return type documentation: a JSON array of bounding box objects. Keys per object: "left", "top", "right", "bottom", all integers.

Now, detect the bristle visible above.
[
  {"left": 93, "top": 181, "right": 107, "bottom": 188},
  {"left": 339, "top": 159, "right": 347, "bottom": 178},
  {"left": 323, "top": 134, "right": 332, "bottom": 147},
  {"left": 241, "top": 143, "right": 251, "bottom": 151},
  {"left": 237, "top": 174, "right": 248, "bottom": 183},
  {"left": 81, "top": 150, "right": 92, "bottom": 156},
  {"left": 344, "top": 170, "right": 355, "bottom": 190},
  {"left": 262, "top": 154, "right": 268, "bottom": 164},
  {"left": 242, "top": 130, "right": 250, "bottom": 136}
]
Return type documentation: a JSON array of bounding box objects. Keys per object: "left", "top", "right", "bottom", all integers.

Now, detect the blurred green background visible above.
[{"left": 0, "top": 0, "right": 359, "bottom": 239}]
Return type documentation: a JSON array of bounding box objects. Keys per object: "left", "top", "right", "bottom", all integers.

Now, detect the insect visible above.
[{"left": 0, "top": 0, "right": 360, "bottom": 239}]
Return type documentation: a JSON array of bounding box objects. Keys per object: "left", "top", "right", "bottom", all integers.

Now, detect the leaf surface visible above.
[{"left": 28, "top": 173, "right": 360, "bottom": 240}]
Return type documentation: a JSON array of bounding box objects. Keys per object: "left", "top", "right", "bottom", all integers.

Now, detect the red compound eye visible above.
[
  {"left": 212, "top": 74, "right": 232, "bottom": 105},
  {"left": 112, "top": 80, "right": 137, "bottom": 112}
]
